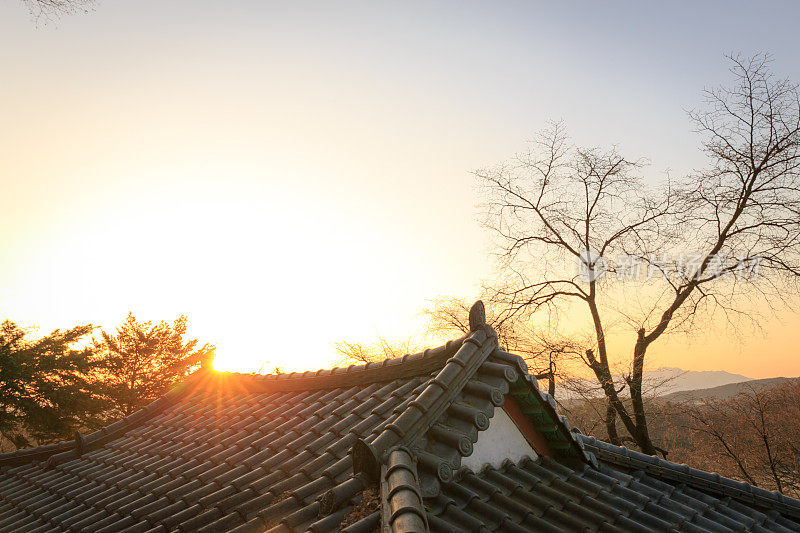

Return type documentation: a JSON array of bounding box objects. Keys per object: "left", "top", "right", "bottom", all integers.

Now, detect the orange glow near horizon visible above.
[{"left": 2, "top": 164, "right": 799, "bottom": 380}]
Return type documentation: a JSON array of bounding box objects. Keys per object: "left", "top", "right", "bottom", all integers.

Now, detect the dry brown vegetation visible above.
[
  {"left": 563, "top": 378, "right": 800, "bottom": 496},
  {"left": 339, "top": 485, "right": 381, "bottom": 530},
  {"left": 687, "top": 379, "right": 800, "bottom": 495}
]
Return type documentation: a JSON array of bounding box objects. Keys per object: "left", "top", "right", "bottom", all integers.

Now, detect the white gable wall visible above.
[{"left": 461, "top": 406, "right": 537, "bottom": 471}]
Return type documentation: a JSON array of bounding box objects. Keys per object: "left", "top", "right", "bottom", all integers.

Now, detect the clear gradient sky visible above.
[{"left": 2, "top": 2, "right": 800, "bottom": 377}]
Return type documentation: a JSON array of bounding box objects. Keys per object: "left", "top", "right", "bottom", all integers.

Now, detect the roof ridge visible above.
[
  {"left": 352, "top": 325, "right": 499, "bottom": 481},
  {"left": 580, "top": 434, "right": 800, "bottom": 519},
  {"left": 381, "top": 447, "right": 427, "bottom": 532},
  {"left": 210, "top": 335, "right": 468, "bottom": 393}
]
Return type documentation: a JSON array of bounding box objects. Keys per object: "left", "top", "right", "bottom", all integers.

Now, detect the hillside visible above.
[{"left": 660, "top": 376, "right": 797, "bottom": 403}]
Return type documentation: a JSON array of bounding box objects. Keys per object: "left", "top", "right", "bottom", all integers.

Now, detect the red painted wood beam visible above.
[{"left": 502, "top": 394, "right": 554, "bottom": 458}]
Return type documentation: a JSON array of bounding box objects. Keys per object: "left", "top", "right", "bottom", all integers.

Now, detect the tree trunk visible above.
[
  {"left": 630, "top": 329, "right": 657, "bottom": 455},
  {"left": 586, "top": 297, "right": 659, "bottom": 455},
  {"left": 605, "top": 403, "right": 620, "bottom": 445},
  {"left": 585, "top": 291, "right": 653, "bottom": 452}
]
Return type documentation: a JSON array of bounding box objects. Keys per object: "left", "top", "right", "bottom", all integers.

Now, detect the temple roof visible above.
[{"left": 0, "top": 302, "right": 797, "bottom": 532}]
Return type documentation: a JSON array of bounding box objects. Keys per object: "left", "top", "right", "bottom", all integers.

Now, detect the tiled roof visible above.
[
  {"left": 428, "top": 454, "right": 800, "bottom": 532},
  {"left": 580, "top": 435, "right": 800, "bottom": 527},
  {"left": 0, "top": 301, "right": 798, "bottom": 532}
]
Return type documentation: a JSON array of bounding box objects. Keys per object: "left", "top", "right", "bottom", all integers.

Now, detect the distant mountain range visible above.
[
  {"left": 557, "top": 367, "right": 798, "bottom": 403},
  {"left": 640, "top": 367, "right": 751, "bottom": 396},
  {"left": 659, "top": 376, "right": 795, "bottom": 403}
]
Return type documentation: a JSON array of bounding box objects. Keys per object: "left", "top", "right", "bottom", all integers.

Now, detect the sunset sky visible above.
[{"left": 2, "top": 2, "right": 800, "bottom": 378}]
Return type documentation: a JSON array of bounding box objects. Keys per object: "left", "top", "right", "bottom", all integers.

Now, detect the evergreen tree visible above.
[
  {"left": 96, "top": 313, "right": 213, "bottom": 417},
  {"left": 0, "top": 321, "right": 104, "bottom": 449}
]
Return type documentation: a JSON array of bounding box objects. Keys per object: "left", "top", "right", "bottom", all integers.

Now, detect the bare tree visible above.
[
  {"left": 478, "top": 54, "right": 800, "bottom": 456},
  {"left": 22, "top": 0, "right": 93, "bottom": 20},
  {"left": 425, "top": 297, "right": 583, "bottom": 398},
  {"left": 688, "top": 379, "right": 800, "bottom": 495},
  {"left": 334, "top": 337, "right": 420, "bottom": 365},
  {"left": 335, "top": 298, "right": 581, "bottom": 399}
]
